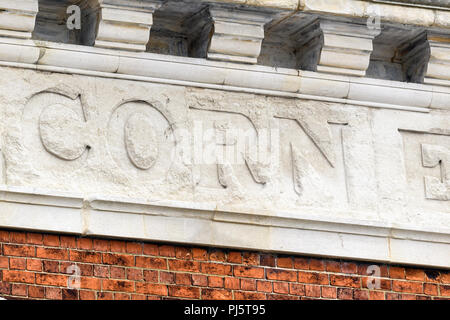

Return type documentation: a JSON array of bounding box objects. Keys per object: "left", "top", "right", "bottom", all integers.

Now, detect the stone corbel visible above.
[
  {"left": 398, "top": 31, "right": 450, "bottom": 87},
  {"left": 294, "top": 19, "right": 379, "bottom": 77},
  {"left": 185, "top": 5, "right": 273, "bottom": 64},
  {"left": 79, "top": 0, "right": 163, "bottom": 52},
  {"left": 0, "top": 0, "right": 39, "bottom": 39}
]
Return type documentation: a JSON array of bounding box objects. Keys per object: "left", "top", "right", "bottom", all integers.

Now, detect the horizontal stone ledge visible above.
[
  {"left": 0, "top": 37, "right": 448, "bottom": 112},
  {"left": 0, "top": 185, "right": 449, "bottom": 269}
]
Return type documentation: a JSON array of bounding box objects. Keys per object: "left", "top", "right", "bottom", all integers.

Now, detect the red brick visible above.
[
  {"left": 102, "top": 279, "right": 135, "bottom": 293},
  {"left": 126, "top": 242, "right": 142, "bottom": 254},
  {"left": 45, "top": 287, "right": 62, "bottom": 300},
  {"left": 390, "top": 266, "right": 405, "bottom": 279},
  {"left": 202, "top": 262, "right": 232, "bottom": 276},
  {"left": 10, "top": 257, "right": 26, "bottom": 270},
  {"left": 176, "top": 273, "right": 192, "bottom": 286},
  {"left": 440, "top": 271, "right": 450, "bottom": 283},
  {"left": 77, "top": 238, "right": 93, "bottom": 250},
  {"left": 143, "top": 270, "right": 158, "bottom": 282},
  {"left": 168, "top": 286, "right": 200, "bottom": 299},
  {"left": 202, "top": 289, "right": 232, "bottom": 300},
  {"left": 136, "top": 256, "right": 167, "bottom": 269},
  {"left": 416, "top": 295, "right": 431, "bottom": 300},
  {"left": 80, "top": 277, "right": 102, "bottom": 290},
  {"left": 143, "top": 243, "right": 158, "bottom": 256},
  {"left": 353, "top": 289, "right": 369, "bottom": 300},
  {"left": 192, "top": 274, "right": 207, "bottom": 286},
  {"left": 392, "top": 280, "right": 423, "bottom": 294},
  {"left": 298, "top": 271, "right": 329, "bottom": 285},
  {"left": 266, "top": 269, "right": 296, "bottom": 281},
  {"left": 321, "top": 286, "right": 337, "bottom": 299},
  {"left": 309, "top": 259, "right": 325, "bottom": 271},
  {"left": 325, "top": 260, "right": 341, "bottom": 273},
  {"left": 94, "top": 265, "right": 109, "bottom": 278},
  {"left": 369, "top": 291, "right": 385, "bottom": 300},
  {"left": 109, "top": 266, "right": 125, "bottom": 279},
  {"left": 169, "top": 260, "right": 200, "bottom": 272},
  {"left": 234, "top": 266, "right": 265, "bottom": 279},
  {"left": 70, "top": 250, "right": 102, "bottom": 264},
  {"left": 0, "top": 282, "right": 11, "bottom": 294},
  {"left": 160, "top": 271, "right": 175, "bottom": 284},
  {"left": 424, "top": 270, "right": 441, "bottom": 283},
  {"left": 26, "top": 233, "right": 43, "bottom": 245},
  {"left": 26, "top": 259, "right": 42, "bottom": 272},
  {"left": 242, "top": 252, "right": 259, "bottom": 266},
  {"left": 93, "top": 239, "right": 110, "bottom": 251},
  {"left": 293, "top": 257, "right": 309, "bottom": 270},
  {"left": 400, "top": 294, "right": 416, "bottom": 300},
  {"left": 80, "top": 290, "right": 96, "bottom": 300},
  {"left": 337, "top": 288, "right": 353, "bottom": 300},
  {"left": 127, "top": 268, "right": 143, "bottom": 281},
  {"left": 227, "top": 251, "right": 242, "bottom": 264},
  {"left": 208, "top": 276, "right": 224, "bottom": 288},
  {"left": 36, "top": 273, "right": 67, "bottom": 287},
  {"left": 3, "top": 270, "right": 35, "bottom": 284},
  {"left": 60, "top": 236, "right": 77, "bottom": 248},
  {"left": 234, "top": 291, "right": 266, "bottom": 300},
  {"left": 131, "top": 294, "right": 147, "bottom": 300},
  {"left": 440, "top": 285, "right": 450, "bottom": 296},
  {"left": 158, "top": 245, "right": 175, "bottom": 257},
  {"left": 109, "top": 240, "right": 126, "bottom": 253},
  {"left": 102, "top": 253, "right": 134, "bottom": 266},
  {"left": 240, "top": 279, "right": 256, "bottom": 291},
  {"left": 289, "top": 283, "right": 305, "bottom": 296},
  {"left": 43, "top": 234, "right": 60, "bottom": 247},
  {"left": 277, "top": 256, "right": 293, "bottom": 269},
  {"left": 361, "top": 277, "right": 391, "bottom": 290},
  {"left": 358, "top": 263, "right": 388, "bottom": 277},
  {"left": 36, "top": 247, "right": 68, "bottom": 260},
  {"left": 28, "top": 285, "right": 45, "bottom": 298},
  {"left": 424, "top": 283, "right": 438, "bottom": 296},
  {"left": 0, "top": 256, "right": 8, "bottom": 269},
  {"left": 42, "top": 260, "right": 59, "bottom": 273},
  {"left": 114, "top": 293, "right": 130, "bottom": 300},
  {"left": 175, "top": 247, "right": 192, "bottom": 260},
  {"left": 97, "top": 292, "right": 114, "bottom": 300},
  {"left": 3, "top": 244, "right": 35, "bottom": 257},
  {"left": 305, "top": 285, "right": 321, "bottom": 297},
  {"left": 257, "top": 280, "right": 273, "bottom": 293},
  {"left": 10, "top": 232, "right": 26, "bottom": 244},
  {"left": 268, "top": 294, "right": 298, "bottom": 300},
  {"left": 12, "top": 283, "right": 27, "bottom": 296},
  {"left": 62, "top": 289, "right": 79, "bottom": 300},
  {"left": 405, "top": 268, "right": 425, "bottom": 281},
  {"left": 77, "top": 263, "right": 93, "bottom": 276},
  {"left": 192, "top": 248, "right": 207, "bottom": 260},
  {"left": 273, "top": 282, "right": 289, "bottom": 294},
  {"left": 260, "top": 255, "right": 275, "bottom": 267},
  {"left": 330, "top": 275, "right": 361, "bottom": 288},
  {"left": 0, "top": 230, "right": 10, "bottom": 242},
  {"left": 224, "top": 277, "right": 240, "bottom": 290},
  {"left": 209, "top": 250, "right": 226, "bottom": 262},
  {"left": 341, "top": 262, "right": 357, "bottom": 274}
]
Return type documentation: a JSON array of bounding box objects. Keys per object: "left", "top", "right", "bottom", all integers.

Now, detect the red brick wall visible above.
[{"left": 0, "top": 229, "right": 448, "bottom": 300}]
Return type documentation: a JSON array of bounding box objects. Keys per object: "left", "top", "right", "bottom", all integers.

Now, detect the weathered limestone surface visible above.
[{"left": 0, "top": 0, "right": 448, "bottom": 268}]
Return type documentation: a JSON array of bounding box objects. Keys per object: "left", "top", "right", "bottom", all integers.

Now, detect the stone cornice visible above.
[
  {"left": 1, "top": 186, "right": 449, "bottom": 269},
  {"left": 1, "top": 37, "right": 449, "bottom": 112}
]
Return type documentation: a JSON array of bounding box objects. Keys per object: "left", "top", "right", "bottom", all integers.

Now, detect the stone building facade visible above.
[{"left": 0, "top": 0, "right": 448, "bottom": 300}]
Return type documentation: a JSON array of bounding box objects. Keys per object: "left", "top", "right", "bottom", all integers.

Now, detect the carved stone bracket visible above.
[
  {"left": 0, "top": 0, "right": 39, "bottom": 39},
  {"left": 79, "top": 0, "right": 163, "bottom": 51},
  {"left": 293, "top": 19, "right": 379, "bottom": 77},
  {"left": 185, "top": 5, "right": 273, "bottom": 64}
]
